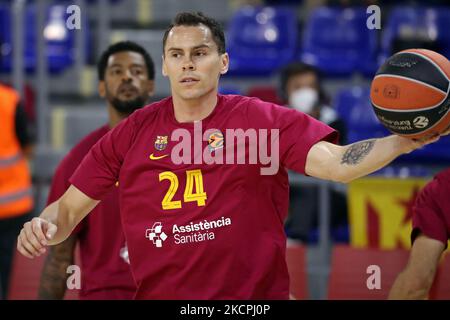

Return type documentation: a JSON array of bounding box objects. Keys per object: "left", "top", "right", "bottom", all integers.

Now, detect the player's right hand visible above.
[{"left": 17, "top": 217, "right": 57, "bottom": 259}]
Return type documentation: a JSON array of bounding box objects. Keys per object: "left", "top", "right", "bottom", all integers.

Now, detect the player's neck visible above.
[
  {"left": 172, "top": 91, "right": 218, "bottom": 123},
  {"left": 107, "top": 104, "right": 127, "bottom": 128}
]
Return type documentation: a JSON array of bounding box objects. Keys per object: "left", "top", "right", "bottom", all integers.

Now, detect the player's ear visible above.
[
  {"left": 220, "top": 52, "right": 229, "bottom": 75},
  {"left": 98, "top": 80, "right": 106, "bottom": 97},
  {"left": 162, "top": 55, "right": 168, "bottom": 77}
]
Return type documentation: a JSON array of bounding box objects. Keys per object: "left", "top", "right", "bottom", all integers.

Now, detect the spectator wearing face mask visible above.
[
  {"left": 280, "top": 62, "right": 347, "bottom": 145},
  {"left": 279, "top": 62, "right": 348, "bottom": 243}
]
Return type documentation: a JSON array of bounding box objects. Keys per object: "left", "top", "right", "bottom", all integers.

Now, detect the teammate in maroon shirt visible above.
[
  {"left": 37, "top": 41, "right": 155, "bottom": 299},
  {"left": 389, "top": 168, "right": 450, "bottom": 299},
  {"left": 18, "top": 12, "right": 448, "bottom": 299}
]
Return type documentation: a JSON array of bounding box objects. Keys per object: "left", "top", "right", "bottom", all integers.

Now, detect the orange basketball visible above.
[{"left": 370, "top": 49, "right": 450, "bottom": 139}]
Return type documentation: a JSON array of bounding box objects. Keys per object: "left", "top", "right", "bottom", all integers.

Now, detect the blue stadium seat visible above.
[
  {"left": 0, "top": 4, "right": 36, "bottom": 72},
  {"left": 226, "top": 6, "right": 298, "bottom": 76},
  {"left": 333, "top": 86, "right": 388, "bottom": 143},
  {"left": 43, "top": 3, "right": 92, "bottom": 73},
  {"left": 380, "top": 6, "right": 450, "bottom": 63},
  {"left": 381, "top": 6, "right": 428, "bottom": 63},
  {"left": 43, "top": 4, "right": 76, "bottom": 72},
  {"left": 0, "top": 3, "right": 91, "bottom": 74},
  {"left": 0, "top": 4, "right": 11, "bottom": 71},
  {"left": 300, "top": 7, "right": 378, "bottom": 77},
  {"left": 334, "top": 86, "right": 450, "bottom": 165},
  {"left": 435, "top": 8, "right": 450, "bottom": 58}
]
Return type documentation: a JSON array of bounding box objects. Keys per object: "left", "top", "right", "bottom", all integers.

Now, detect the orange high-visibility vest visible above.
[{"left": 0, "top": 85, "right": 33, "bottom": 218}]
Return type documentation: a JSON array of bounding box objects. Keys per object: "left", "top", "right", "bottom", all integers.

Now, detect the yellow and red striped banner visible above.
[{"left": 349, "top": 177, "right": 429, "bottom": 249}]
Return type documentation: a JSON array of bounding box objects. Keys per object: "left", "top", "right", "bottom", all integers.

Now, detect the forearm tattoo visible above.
[
  {"left": 38, "top": 236, "right": 76, "bottom": 300},
  {"left": 340, "top": 139, "right": 376, "bottom": 165}
]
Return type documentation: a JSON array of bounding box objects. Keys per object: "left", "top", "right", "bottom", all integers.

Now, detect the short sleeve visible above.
[
  {"left": 247, "top": 100, "right": 338, "bottom": 173},
  {"left": 278, "top": 109, "right": 338, "bottom": 174},
  {"left": 411, "top": 178, "right": 448, "bottom": 246},
  {"left": 69, "top": 115, "right": 137, "bottom": 200},
  {"left": 47, "top": 161, "right": 72, "bottom": 205},
  {"left": 246, "top": 98, "right": 338, "bottom": 174}
]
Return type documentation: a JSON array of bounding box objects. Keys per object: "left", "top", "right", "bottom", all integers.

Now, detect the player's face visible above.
[
  {"left": 286, "top": 72, "right": 319, "bottom": 98},
  {"left": 99, "top": 51, "right": 154, "bottom": 114},
  {"left": 162, "top": 25, "right": 229, "bottom": 101}
]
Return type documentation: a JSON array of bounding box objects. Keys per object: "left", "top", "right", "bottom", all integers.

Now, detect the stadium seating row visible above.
[
  {"left": 227, "top": 5, "right": 450, "bottom": 76},
  {"left": 2, "top": 4, "right": 450, "bottom": 76}
]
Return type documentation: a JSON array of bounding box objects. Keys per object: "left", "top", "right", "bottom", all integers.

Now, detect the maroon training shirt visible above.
[
  {"left": 70, "top": 94, "right": 337, "bottom": 299},
  {"left": 412, "top": 168, "right": 450, "bottom": 246},
  {"left": 47, "top": 125, "right": 135, "bottom": 299}
]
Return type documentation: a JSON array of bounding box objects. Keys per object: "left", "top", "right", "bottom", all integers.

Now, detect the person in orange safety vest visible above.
[{"left": 0, "top": 83, "right": 34, "bottom": 299}]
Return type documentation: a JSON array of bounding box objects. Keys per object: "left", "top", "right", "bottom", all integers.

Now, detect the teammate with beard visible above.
[{"left": 37, "top": 41, "right": 155, "bottom": 299}]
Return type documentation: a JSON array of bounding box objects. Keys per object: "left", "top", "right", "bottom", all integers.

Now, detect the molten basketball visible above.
[{"left": 370, "top": 49, "right": 450, "bottom": 139}]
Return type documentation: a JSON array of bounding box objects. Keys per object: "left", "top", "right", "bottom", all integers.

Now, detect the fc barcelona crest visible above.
[{"left": 154, "top": 135, "right": 168, "bottom": 151}]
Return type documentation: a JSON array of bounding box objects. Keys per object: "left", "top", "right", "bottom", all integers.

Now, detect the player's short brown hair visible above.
[{"left": 162, "top": 12, "right": 226, "bottom": 55}]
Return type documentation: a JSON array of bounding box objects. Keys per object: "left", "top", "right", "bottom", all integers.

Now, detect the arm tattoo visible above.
[
  {"left": 340, "top": 139, "right": 376, "bottom": 165},
  {"left": 38, "top": 236, "right": 76, "bottom": 300}
]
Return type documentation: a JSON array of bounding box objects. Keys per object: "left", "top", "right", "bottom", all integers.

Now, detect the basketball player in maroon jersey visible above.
[
  {"left": 389, "top": 168, "right": 450, "bottom": 299},
  {"left": 18, "top": 12, "right": 448, "bottom": 299}
]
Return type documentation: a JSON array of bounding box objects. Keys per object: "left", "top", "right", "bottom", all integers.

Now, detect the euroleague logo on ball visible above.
[{"left": 413, "top": 116, "right": 429, "bottom": 129}]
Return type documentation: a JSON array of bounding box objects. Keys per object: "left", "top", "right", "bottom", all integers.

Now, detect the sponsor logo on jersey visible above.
[
  {"left": 145, "top": 217, "right": 232, "bottom": 247},
  {"left": 207, "top": 130, "right": 224, "bottom": 152},
  {"left": 145, "top": 222, "right": 168, "bottom": 248},
  {"left": 149, "top": 153, "right": 169, "bottom": 160}
]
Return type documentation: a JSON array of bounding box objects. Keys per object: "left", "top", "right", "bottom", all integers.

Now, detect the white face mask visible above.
[{"left": 288, "top": 87, "right": 318, "bottom": 114}]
